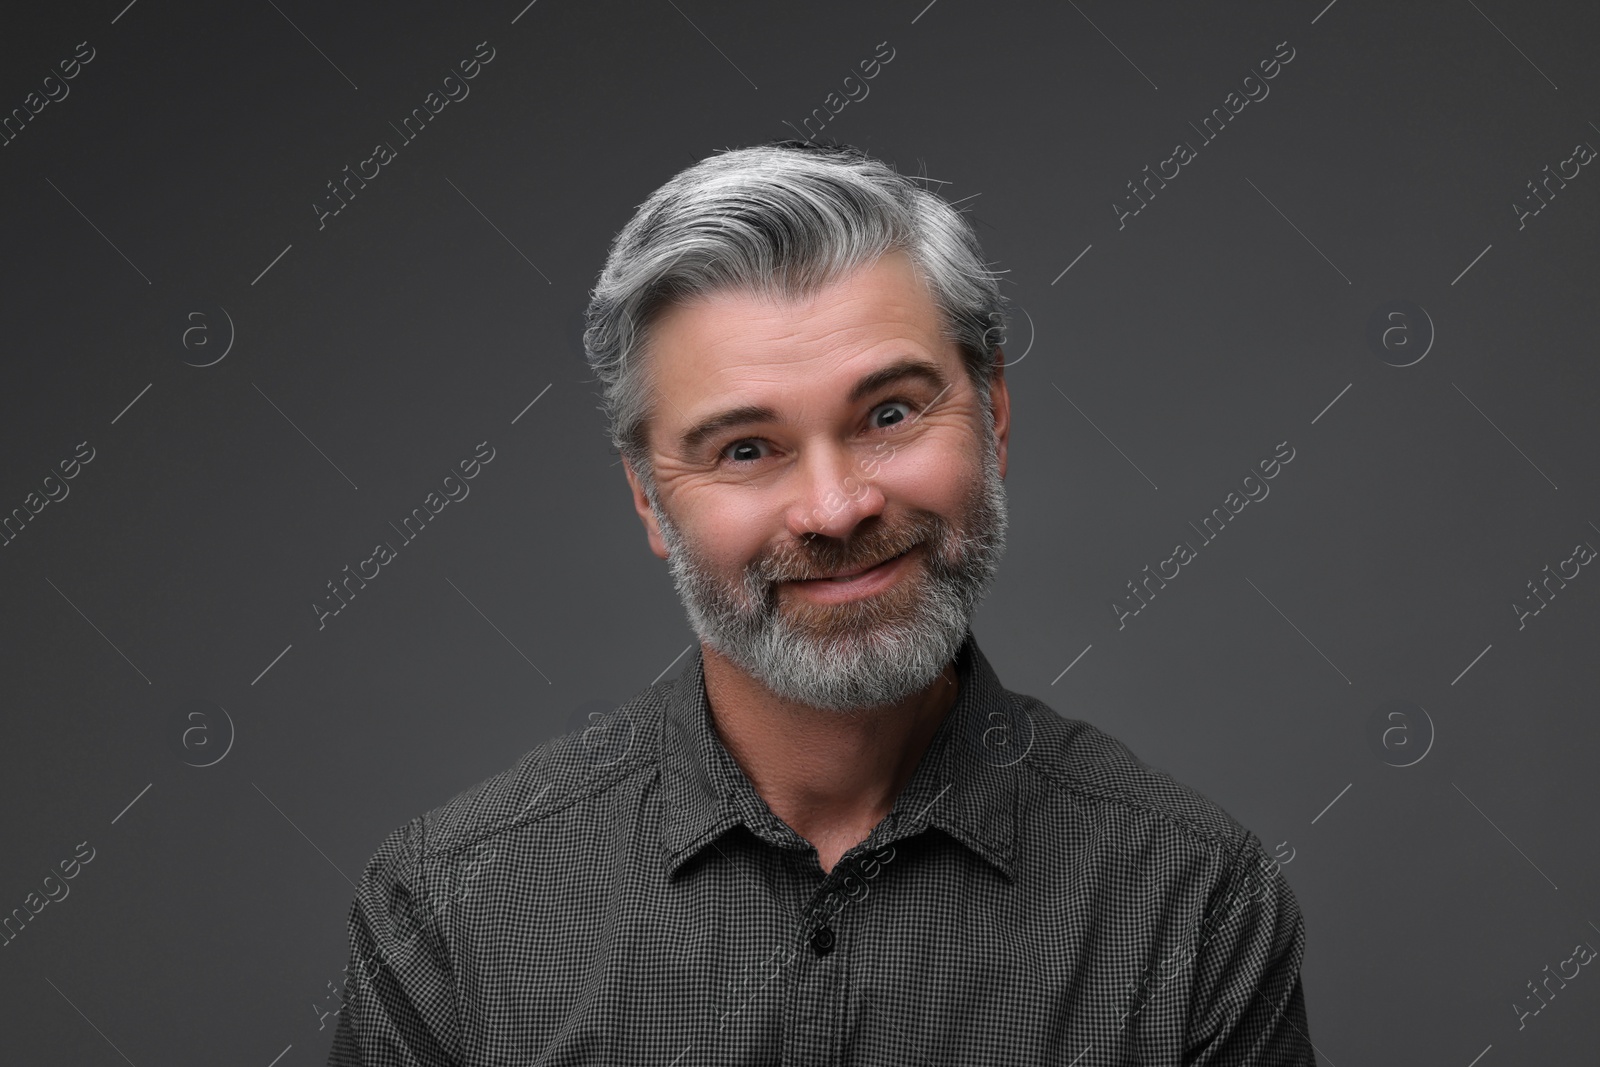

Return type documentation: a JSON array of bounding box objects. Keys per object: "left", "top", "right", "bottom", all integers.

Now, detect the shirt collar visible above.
[{"left": 659, "top": 628, "right": 1021, "bottom": 883}]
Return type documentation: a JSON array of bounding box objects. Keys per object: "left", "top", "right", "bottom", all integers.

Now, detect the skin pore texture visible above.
[{"left": 622, "top": 250, "right": 1012, "bottom": 874}]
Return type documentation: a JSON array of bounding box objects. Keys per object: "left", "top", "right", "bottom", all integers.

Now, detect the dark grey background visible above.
[{"left": 2, "top": 0, "right": 1597, "bottom": 1062}]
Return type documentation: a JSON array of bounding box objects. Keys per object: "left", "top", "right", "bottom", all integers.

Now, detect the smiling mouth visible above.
[{"left": 798, "top": 547, "right": 913, "bottom": 583}]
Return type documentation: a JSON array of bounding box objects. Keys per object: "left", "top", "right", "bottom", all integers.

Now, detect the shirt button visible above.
[{"left": 809, "top": 925, "right": 835, "bottom": 958}]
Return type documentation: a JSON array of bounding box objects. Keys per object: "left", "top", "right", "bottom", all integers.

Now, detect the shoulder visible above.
[
  {"left": 1004, "top": 685, "right": 1249, "bottom": 854},
  {"left": 996, "top": 683, "right": 1306, "bottom": 931},
  {"left": 388, "top": 681, "right": 671, "bottom": 872}
]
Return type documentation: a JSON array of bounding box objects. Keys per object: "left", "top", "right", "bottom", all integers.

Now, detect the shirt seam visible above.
[
  {"left": 1180, "top": 826, "right": 1264, "bottom": 1044},
  {"left": 420, "top": 740, "right": 660, "bottom": 863},
  {"left": 398, "top": 814, "right": 468, "bottom": 1066},
  {"left": 1020, "top": 756, "right": 1241, "bottom": 854}
]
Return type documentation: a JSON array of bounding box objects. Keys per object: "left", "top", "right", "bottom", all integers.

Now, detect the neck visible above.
[{"left": 700, "top": 641, "right": 961, "bottom": 872}]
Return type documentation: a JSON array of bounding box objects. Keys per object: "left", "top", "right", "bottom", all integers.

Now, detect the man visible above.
[{"left": 329, "top": 141, "right": 1313, "bottom": 1065}]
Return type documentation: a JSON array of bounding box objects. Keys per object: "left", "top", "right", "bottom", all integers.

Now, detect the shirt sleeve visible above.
[
  {"left": 1182, "top": 829, "right": 1314, "bottom": 1066},
  {"left": 327, "top": 816, "right": 462, "bottom": 1067}
]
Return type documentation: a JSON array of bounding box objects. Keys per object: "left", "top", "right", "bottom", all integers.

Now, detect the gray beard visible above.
[{"left": 648, "top": 428, "right": 1008, "bottom": 713}]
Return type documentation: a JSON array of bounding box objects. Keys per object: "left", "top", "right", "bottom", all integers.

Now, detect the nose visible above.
[{"left": 784, "top": 439, "right": 886, "bottom": 542}]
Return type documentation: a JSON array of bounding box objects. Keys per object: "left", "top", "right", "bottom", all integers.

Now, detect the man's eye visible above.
[
  {"left": 871, "top": 400, "right": 913, "bottom": 429},
  {"left": 718, "top": 400, "right": 916, "bottom": 465},
  {"left": 721, "top": 439, "right": 770, "bottom": 464}
]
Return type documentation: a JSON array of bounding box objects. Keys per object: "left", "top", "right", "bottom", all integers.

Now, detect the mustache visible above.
[{"left": 755, "top": 516, "right": 940, "bottom": 583}]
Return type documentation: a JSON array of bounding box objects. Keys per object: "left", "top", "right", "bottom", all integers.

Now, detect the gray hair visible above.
[{"left": 581, "top": 140, "right": 1008, "bottom": 501}]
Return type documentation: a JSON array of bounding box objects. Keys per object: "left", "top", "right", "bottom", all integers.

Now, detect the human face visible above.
[{"left": 623, "top": 251, "right": 1011, "bottom": 711}]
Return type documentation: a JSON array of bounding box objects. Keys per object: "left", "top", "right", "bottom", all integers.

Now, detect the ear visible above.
[
  {"left": 622, "top": 456, "right": 669, "bottom": 560},
  {"left": 989, "top": 349, "right": 1011, "bottom": 480}
]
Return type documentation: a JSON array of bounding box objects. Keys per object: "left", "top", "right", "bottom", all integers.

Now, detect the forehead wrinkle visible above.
[
  {"left": 662, "top": 257, "right": 938, "bottom": 362},
  {"left": 672, "top": 309, "right": 941, "bottom": 405}
]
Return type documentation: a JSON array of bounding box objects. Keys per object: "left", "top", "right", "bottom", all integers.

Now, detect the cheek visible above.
[
  {"left": 878, "top": 439, "right": 978, "bottom": 516},
  {"left": 680, "top": 490, "right": 780, "bottom": 567}
]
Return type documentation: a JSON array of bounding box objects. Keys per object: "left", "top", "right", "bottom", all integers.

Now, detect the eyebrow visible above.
[{"left": 675, "top": 357, "right": 951, "bottom": 458}]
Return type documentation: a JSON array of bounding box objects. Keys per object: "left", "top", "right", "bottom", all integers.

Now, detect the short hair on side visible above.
[{"left": 581, "top": 140, "right": 1008, "bottom": 502}]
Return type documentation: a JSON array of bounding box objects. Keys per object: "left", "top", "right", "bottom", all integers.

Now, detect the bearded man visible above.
[{"left": 329, "top": 140, "right": 1314, "bottom": 1066}]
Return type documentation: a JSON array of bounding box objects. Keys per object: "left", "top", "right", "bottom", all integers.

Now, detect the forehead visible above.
[{"left": 645, "top": 251, "right": 955, "bottom": 412}]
